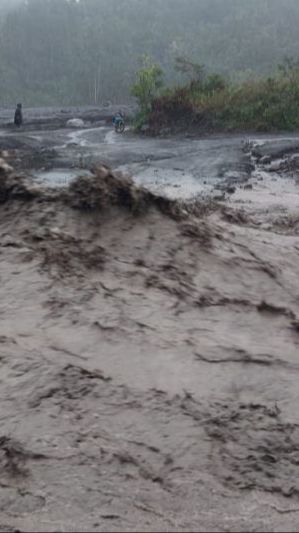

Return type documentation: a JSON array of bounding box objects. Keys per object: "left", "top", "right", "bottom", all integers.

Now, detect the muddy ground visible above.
[
  {"left": 0, "top": 106, "right": 253, "bottom": 195},
  {"left": 0, "top": 110, "right": 299, "bottom": 532}
]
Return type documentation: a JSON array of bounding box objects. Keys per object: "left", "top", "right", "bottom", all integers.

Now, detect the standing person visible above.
[{"left": 14, "top": 103, "right": 23, "bottom": 127}]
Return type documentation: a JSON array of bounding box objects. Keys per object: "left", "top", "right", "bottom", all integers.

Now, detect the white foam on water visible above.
[{"left": 34, "top": 168, "right": 91, "bottom": 186}]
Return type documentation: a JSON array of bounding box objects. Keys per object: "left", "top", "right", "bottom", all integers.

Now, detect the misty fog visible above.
[{"left": 0, "top": 0, "right": 298, "bottom": 106}]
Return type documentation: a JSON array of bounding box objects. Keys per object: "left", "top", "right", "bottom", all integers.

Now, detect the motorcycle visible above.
[{"left": 113, "top": 114, "right": 125, "bottom": 133}]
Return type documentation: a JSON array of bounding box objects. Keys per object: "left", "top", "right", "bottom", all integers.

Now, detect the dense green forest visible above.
[{"left": 1, "top": 0, "right": 299, "bottom": 106}]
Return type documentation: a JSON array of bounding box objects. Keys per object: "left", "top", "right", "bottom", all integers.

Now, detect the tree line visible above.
[{"left": 0, "top": 0, "right": 299, "bottom": 106}]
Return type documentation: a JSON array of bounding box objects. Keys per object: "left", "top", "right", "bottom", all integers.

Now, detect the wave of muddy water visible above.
[{"left": 0, "top": 109, "right": 299, "bottom": 532}]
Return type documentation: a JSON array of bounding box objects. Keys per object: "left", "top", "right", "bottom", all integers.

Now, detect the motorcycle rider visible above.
[{"left": 112, "top": 110, "right": 124, "bottom": 127}]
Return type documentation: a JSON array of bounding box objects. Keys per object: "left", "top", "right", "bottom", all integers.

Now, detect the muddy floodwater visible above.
[{"left": 0, "top": 107, "right": 299, "bottom": 532}]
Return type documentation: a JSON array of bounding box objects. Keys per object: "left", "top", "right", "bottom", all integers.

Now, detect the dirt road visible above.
[{"left": 0, "top": 106, "right": 251, "bottom": 195}]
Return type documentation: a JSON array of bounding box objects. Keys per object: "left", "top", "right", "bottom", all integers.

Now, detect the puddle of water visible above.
[{"left": 34, "top": 168, "right": 91, "bottom": 187}]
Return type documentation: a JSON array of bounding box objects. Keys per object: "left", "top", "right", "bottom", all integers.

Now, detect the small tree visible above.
[{"left": 131, "top": 56, "right": 164, "bottom": 114}]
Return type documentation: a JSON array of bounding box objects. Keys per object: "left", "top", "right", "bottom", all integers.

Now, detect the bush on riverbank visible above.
[{"left": 136, "top": 59, "right": 299, "bottom": 134}]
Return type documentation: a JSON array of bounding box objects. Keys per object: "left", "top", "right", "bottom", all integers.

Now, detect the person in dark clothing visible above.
[{"left": 14, "top": 103, "right": 23, "bottom": 127}]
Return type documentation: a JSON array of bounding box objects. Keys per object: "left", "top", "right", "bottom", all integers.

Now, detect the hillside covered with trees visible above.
[{"left": 0, "top": 0, "right": 299, "bottom": 106}]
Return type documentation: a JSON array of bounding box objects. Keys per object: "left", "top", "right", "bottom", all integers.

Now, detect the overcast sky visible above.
[{"left": 0, "top": 0, "right": 23, "bottom": 11}]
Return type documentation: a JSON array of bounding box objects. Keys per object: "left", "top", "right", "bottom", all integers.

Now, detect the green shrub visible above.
[
  {"left": 147, "top": 65, "right": 299, "bottom": 132},
  {"left": 131, "top": 56, "right": 164, "bottom": 115}
]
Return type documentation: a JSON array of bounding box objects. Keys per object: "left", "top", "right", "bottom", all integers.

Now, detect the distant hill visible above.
[{"left": 0, "top": 0, "right": 298, "bottom": 105}]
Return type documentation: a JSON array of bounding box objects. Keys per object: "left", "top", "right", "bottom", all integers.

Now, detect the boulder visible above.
[{"left": 66, "top": 118, "right": 85, "bottom": 128}]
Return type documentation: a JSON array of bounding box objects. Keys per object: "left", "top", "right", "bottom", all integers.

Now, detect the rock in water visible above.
[{"left": 66, "top": 118, "right": 85, "bottom": 128}]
